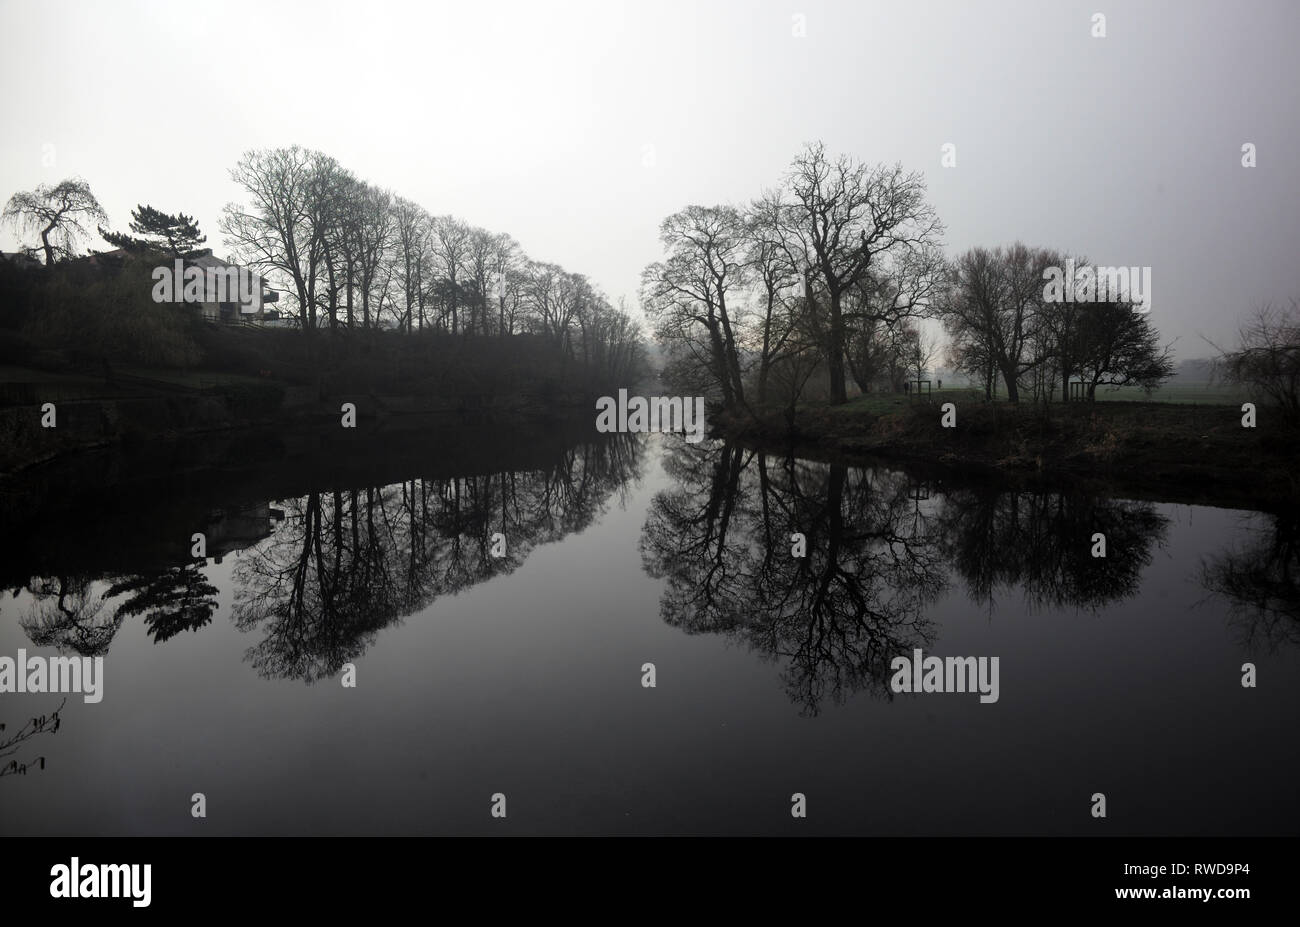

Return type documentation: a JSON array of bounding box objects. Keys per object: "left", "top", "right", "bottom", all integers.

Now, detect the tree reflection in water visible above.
[
  {"left": 3, "top": 430, "right": 1216, "bottom": 712},
  {"left": 10, "top": 434, "right": 644, "bottom": 682},
  {"left": 641, "top": 440, "right": 945, "bottom": 714},
  {"left": 641, "top": 438, "right": 1170, "bottom": 714},
  {"left": 1201, "top": 510, "right": 1300, "bottom": 651},
  {"left": 231, "top": 435, "right": 643, "bottom": 681}
]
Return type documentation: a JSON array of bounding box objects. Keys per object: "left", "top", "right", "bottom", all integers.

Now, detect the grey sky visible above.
[{"left": 1, "top": 0, "right": 1295, "bottom": 358}]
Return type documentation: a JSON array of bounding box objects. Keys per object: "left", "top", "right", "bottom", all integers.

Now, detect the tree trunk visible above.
[
  {"left": 827, "top": 290, "right": 848, "bottom": 404},
  {"left": 40, "top": 224, "right": 56, "bottom": 266},
  {"left": 708, "top": 320, "right": 734, "bottom": 407},
  {"left": 345, "top": 263, "right": 355, "bottom": 328},
  {"left": 1000, "top": 362, "right": 1020, "bottom": 403}
]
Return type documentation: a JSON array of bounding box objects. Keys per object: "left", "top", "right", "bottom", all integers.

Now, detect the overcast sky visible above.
[{"left": 1, "top": 0, "right": 1296, "bottom": 358}]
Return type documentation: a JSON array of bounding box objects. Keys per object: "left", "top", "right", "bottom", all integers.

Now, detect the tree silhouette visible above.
[
  {"left": 99, "top": 204, "right": 206, "bottom": 257},
  {"left": 642, "top": 441, "right": 1169, "bottom": 712},
  {"left": 641, "top": 440, "right": 943, "bottom": 714},
  {"left": 232, "top": 435, "right": 643, "bottom": 682},
  {"left": 104, "top": 561, "right": 219, "bottom": 644},
  {"left": 0, "top": 698, "right": 66, "bottom": 780},
  {"left": 1201, "top": 511, "right": 1300, "bottom": 651},
  {"left": 2, "top": 177, "right": 107, "bottom": 265},
  {"left": 938, "top": 486, "right": 1169, "bottom": 614},
  {"left": 19, "top": 576, "right": 122, "bottom": 656}
]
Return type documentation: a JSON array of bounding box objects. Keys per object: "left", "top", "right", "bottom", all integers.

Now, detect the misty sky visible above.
[{"left": 1, "top": 0, "right": 1296, "bottom": 358}]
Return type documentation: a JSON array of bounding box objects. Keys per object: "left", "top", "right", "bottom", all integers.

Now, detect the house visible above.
[
  {"left": 186, "top": 249, "right": 280, "bottom": 323},
  {"left": 28, "top": 246, "right": 281, "bottom": 323},
  {"left": 203, "top": 502, "right": 284, "bottom": 564}
]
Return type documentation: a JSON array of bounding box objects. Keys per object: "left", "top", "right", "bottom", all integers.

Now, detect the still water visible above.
[{"left": 1, "top": 423, "right": 1297, "bottom": 835}]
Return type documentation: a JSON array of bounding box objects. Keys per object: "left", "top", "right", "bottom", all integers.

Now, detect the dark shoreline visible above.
[
  {"left": 0, "top": 387, "right": 593, "bottom": 478},
  {"left": 5, "top": 387, "right": 1295, "bottom": 515},
  {"left": 0, "top": 410, "right": 623, "bottom": 586},
  {"left": 716, "top": 399, "right": 1299, "bottom": 514}
]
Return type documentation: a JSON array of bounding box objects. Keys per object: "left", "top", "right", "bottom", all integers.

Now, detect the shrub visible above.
[{"left": 23, "top": 261, "right": 201, "bottom": 368}]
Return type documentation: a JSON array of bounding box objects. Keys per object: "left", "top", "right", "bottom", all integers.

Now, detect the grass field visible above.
[
  {"left": 817, "top": 389, "right": 978, "bottom": 416},
  {"left": 815, "top": 381, "right": 1247, "bottom": 416},
  {"left": 1091, "top": 382, "right": 1247, "bottom": 404}
]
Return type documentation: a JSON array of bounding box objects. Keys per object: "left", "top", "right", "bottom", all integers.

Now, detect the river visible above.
[{"left": 1, "top": 425, "right": 1296, "bottom": 835}]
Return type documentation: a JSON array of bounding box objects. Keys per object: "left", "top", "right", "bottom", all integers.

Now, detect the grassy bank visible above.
[{"left": 718, "top": 393, "right": 1299, "bottom": 511}]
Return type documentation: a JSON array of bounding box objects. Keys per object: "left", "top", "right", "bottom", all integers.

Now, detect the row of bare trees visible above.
[
  {"left": 642, "top": 141, "right": 1175, "bottom": 409},
  {"left": 219, "top": 146, "right": 642, "bottom": 377}
]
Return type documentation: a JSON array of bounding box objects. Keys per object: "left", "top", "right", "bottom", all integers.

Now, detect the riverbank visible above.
[
  {"left": 0, "top": 364, "right": 591, "bottom": 476},
  {"left": 717, "top": 396, "right": 1300, "bottom": 512},
  {"left": 0, "top": 320, "right": 626, "bottom": 474},
  {"left": 0, "top": 413, "right": 620, "bottom": 586}
]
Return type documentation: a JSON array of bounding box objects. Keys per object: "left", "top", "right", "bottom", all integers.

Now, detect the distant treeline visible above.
[
  {"left": 218, "top": 147, "right": 641, "bottom": 367},
  {"left": 1, "top": 155, "right": 646, "bottom": 398}
]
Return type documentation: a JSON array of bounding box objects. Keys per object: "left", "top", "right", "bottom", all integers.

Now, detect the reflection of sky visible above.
[{"left": 0, "top": 449, "right": 1297, "bottom": 837}]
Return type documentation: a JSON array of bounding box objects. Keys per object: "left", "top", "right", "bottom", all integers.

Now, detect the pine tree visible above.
[{"left": 100, "top": 204, "right": 207, "bottom": 257}]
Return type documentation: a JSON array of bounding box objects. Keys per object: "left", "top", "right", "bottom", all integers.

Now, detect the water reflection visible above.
[
  {"left": 111, "top": 562, "right": 220, "bottom": 644},
  {"left": 5, "top": 432, "right": 644, "bottom": 682},
  {"left": 640, "top": 439, "right": 1172, "bottom": 714},
  {"left": 1201, "top": 510, "right": 1300, "bottom": 651},
  {"left": 0, "top": 698, "right": 65, "bottom": 780},
  {"left": 233, "top": 437, "right": 641, "bottom": 681},
  {"left": 641, "top": 441, "right": 945, "bottom": 714},
  {"left": 20, "top": 578, "right": 123, "bottom": 657},
  {"left": 937, "top": 486, "right": 1169, "bottom": 613},
  {"left": 6, "top": 429, "right": 1290, "bottom": 716}
]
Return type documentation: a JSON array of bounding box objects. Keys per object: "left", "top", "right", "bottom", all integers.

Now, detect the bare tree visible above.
[
  {"left": 355, "top": 184, "right": 393, "bottom": 330},
  {"left": 1217, "top": 298, "right": 1300, "bottom": 425},
  {"left": 744, "top": 190, "right": 804, "bottom": 404},
  {"left": 641, "top": 205, "right": 749, "bottom": 408},
  {"left": 464, "top": 226, "right": 499, "bottom": 336},
  {"left": 905, "top": 323, "right": 940, "bottom": 387},
  {"left": 936, "top": 244, "right": 1051, "bottom": 402},
  {"left": 3, "top": 178, "right": 107, "bottom": 265},
  {"left": 221, "top": 147, "right": 340, "bottom": 330},
  {"left": 782, "top": 142, "right": 943, "bottom": 404},
  {"left": 490, "top": 233, "right": 524, "bottom": 336},
  {"left": 429, "top": 215, "right": 469, "bottom": 333},
  {"left": 1074, "top": 300, "right": 1173, "bottom": 399},
  {"left": 390, "top": 197, "right": 431, "bottom": 332},
  {"left": 523, "top": 260, "right": 560, "bottom": 338}
]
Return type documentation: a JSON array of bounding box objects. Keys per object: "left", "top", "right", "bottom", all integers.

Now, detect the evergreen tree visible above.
[
  {"left": 100, "top": 204, "right": 207, "bottom": 257},
  {"left": 105, "top": 562, "right": 218, "bottom": 644}
]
